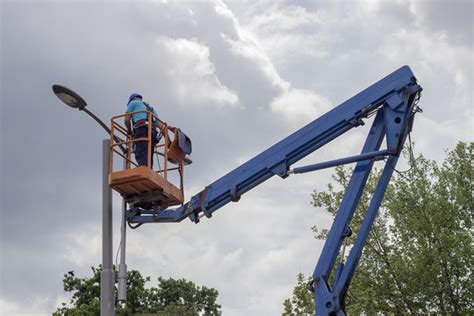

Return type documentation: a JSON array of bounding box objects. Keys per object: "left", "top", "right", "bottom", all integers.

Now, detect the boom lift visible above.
[{"left": 109, "top": 66, "right": 422, "bottom": 315}]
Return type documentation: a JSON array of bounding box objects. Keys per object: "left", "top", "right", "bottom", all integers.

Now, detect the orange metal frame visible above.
[{"left": 109, "top": 110, "right": 185, "bottom": 199}]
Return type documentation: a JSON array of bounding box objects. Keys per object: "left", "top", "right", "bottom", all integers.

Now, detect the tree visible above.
[
  {"left": 54, "top": 266, "right": 221, "bottom": 315},
  {"left": 283, "top": 142, "right": 473, "bottom": 314},
  {"left": 282, "top": 273, "right": 314, "bottom": 316}
]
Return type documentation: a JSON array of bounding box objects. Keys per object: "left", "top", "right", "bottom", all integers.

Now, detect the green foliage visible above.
[
  {"left": 283, "top": 142, "right": 473, "bottom": 314},
  {"left": 54, "top": 268, "right": 101, "bottom": 316},
  {"left": 143, "top": 277, "right": 221, "bottom": 315},
  {"left": 54, "top": 266, "right": 221, "bottom": 315},
  {"left": 282, "top": 273, "right": 314, "bottom": 316}
]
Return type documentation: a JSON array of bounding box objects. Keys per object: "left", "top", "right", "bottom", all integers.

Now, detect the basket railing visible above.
[{"left": 109, "top": 110, "right": 183, "bottom": 193}]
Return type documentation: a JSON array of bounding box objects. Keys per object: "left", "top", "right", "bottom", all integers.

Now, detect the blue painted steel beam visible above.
[
  {"left": 313, "top": 88, "right": 417, "bottom": 314},
  {"left": 290, "top": 149, "right": 389, "bottom": 175},
  {"left": 334, "top": 154, "right": 399, "bottom": 298},
  {"left": 313, "top": 111, "right": 385, "bottom": 315},
  {"left": 332, "top": 95, "right": 414, "bottom": 305}
]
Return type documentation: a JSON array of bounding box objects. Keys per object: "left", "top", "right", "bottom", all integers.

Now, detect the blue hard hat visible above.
[{"left": 128, "top": 93, "right": 143, "bottom": 103}]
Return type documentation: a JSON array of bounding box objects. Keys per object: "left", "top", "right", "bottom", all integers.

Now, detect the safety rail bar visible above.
[{"left": 109, "top": 110, "right": 184, "bottom": 195}]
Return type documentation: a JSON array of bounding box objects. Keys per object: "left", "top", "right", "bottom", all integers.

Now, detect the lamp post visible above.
[{"left": 52, "top": 84, "right": 127, "bottom": 315}]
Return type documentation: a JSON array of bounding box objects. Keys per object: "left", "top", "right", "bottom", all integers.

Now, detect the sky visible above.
[{"left": 0, "top": 0, "right": 472, "bottom": 315}]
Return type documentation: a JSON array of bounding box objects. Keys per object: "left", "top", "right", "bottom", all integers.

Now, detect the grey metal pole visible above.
[
  {"left": 101, "top": 139, "right": 115, "bottom": 316},
  {"left": 117, "top": 199, "right": 127, "bottom": 301},
  {"left": 117, "top": 161, "right": 128, "bottom": 301}
]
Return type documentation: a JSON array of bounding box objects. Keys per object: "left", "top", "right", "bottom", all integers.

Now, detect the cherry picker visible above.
[{"left": 109, "top": 65, "right": 423, "bottom": 315}]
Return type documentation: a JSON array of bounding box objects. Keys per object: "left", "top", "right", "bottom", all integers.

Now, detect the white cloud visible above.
[
  {"left": 360, "top": 0, "right": 380, "bottom": 13},
  {"left": 221, "top": 31, "right": 289, "bottom": 92},
  {"left": 0, "top": 297, "right": 52, "bottom": 316},
  {"left": 270, "top": 88, "right": 331, "bottom": 126},
  {"left": 234, "top": 3, "right": 328, "bottom": 67},
  {"left": 158, "top": 37, "right": 239, "bottom": 108},
  {"left": 61, "top": 225, "right": 101, "bottom": 266}
]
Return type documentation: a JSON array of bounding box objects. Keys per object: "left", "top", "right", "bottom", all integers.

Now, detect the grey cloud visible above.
[{"left": 413, "top": 0, "right": 473, "bottom": 48}]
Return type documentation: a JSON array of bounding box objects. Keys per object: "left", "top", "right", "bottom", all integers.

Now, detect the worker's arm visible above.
[
  {"left": 125, "top": 115, "right": 132, "bottom": 135},
  {"left": 152, "top": 108, "right": 169, "bottom": 132},
  {"left": 125, "top": 102, "right": 135, "bottom": 136}
]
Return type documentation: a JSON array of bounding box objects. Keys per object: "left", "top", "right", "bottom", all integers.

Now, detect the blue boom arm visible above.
[{"left": 127, "top": 65, "right": 422, "bottom": 315}]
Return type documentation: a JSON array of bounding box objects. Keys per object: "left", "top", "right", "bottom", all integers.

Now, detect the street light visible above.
[
  {"left": 53, "top": 84, "right": 111, "bottom": 135},
  {"left": 53, "top": 85, "right": 127, "bottom": 156},
  {"left": 52, "top": 84, "right": 87, "bottom": 109},
  {"left": 52, "top": 84, "right": 127, "bottom": 316}
]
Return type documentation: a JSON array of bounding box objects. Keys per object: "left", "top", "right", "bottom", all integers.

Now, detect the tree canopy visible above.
[
  {"left": 283, "top": 141, "right": 473, "bottom": 314},
  {"left": 54, "top": 266, "right": 221, "bottom": 315}
]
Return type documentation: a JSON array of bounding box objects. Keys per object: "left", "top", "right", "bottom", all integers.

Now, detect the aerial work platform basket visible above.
[{"left": 108, "top": 110, "right": 191, "bottom": 209}]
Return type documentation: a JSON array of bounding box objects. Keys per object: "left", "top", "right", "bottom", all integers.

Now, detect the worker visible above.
[{"left": 125, "top": 93, "right": 161, "bottom": 168}]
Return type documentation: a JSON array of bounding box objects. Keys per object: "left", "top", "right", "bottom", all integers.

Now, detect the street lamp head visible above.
[{"left": 52, "top": 84, "right": 87, "bottom": 110}]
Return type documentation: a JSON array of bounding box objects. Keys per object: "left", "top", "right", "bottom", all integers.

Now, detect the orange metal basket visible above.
[{"left": 108, "top": 110, "right": 185, "bottom": 209}]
